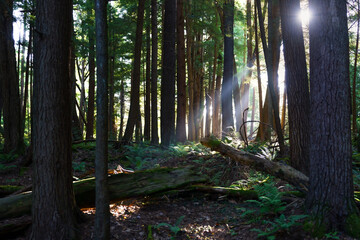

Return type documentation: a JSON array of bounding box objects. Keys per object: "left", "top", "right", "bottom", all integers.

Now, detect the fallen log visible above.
[
  {"left": 200, "top": 137, "right": 309, "bottom": 191},
  {"left": 0, "top": 167, "right": 207, "bottom": 220}
]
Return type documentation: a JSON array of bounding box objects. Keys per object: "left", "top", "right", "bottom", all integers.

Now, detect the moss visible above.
[
  {"left": 206, "top": 136, "right": 221, "bottom": 149},
  {"left": 303, "top": 219, "right": 326, "bottom": 238},
  {"left": 345, "top": 213, "right": 360, "bottom": 238}
]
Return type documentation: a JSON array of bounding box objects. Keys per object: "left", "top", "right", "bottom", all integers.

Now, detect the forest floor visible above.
[{"left": 0, "top": 141, "right": 359, "bottom": 240}]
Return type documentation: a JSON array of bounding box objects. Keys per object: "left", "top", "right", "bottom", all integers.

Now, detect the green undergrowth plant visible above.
[
  {"left": 72, "top": 162, "right": 86, "bottom": 173},
  {"left": 153, "top": 215, "right": 185, "bottom": 239},
  {"left": 239, "top": 180, "right": 308, "bottom": 239},
  {"left": 251, "top": 214, "right": 308, "bottom": 240},
  {"left": 0, "top": 151, "right": 19, "bottom": 163},
  {"left": 72, "top": 142, "right": 96, "bottom": 151}
]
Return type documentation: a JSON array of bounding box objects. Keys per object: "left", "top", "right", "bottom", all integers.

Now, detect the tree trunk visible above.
[
  {"left": 123, "top": 0, "right": 146, "bottom": 142},
  {"left": 306, "top": 0, "right": 360, "bottom": 236},
  {"left": 161, "top": 0, "right": 176, "bottom": 146},
  {"left": 353, "top": 0, "right": 360, "bottom": 136},
  {"left": 280, "top": 85, "right": 286, "bottom": 130},
  {"left": 21, "top": 22, "right": 33, "bottom": 141},
  {"left": 201, "top": 137, "right": 308, "bottom": 191},
  {"left": 213, "top": 55, "right": 223, "bottom": 137},
  {"left": 176, "top": 0, "right": 187, "bottom": 143},
  {"left": 254, "top": 2, "right": 263, "bottom": 140},
  {"left": 0, "top": 167, "right": 207, "bottom": 220},
  {"left": 221, "top": 0, "right": 235, "bottom": 136},
  {"left": 280, "top": 0, "right": 310, "bottom": 175},
  {"left": 0, "top": 0, "right": 24, "bottom": 154},
  {"left": 86, "top": 0, "right": 95, "bottom": 140},
  {"left": 94, "top": 0, "right": 110, "bottom": 238},
  {"left": 32, "top": 0, "right": 77, "bottom": 238},
  {"left": 144, "top": 9, "right": 151, "bottom": 141},
  {"left": 151, "top": 0, "right": 159, "bottom": 144}
]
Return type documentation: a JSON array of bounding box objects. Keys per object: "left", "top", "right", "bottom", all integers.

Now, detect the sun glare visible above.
[{"left": 298, "top": 9, "right": 311, "bottom": 24}]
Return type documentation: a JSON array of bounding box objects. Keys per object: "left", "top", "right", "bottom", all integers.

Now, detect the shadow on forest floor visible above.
[{"left": 0, "top": 141, "right": 359, "bottom": 239}]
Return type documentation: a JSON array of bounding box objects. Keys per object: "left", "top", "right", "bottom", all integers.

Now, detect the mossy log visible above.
[
  {"left": 201, "top": 137, "right": 309, "bottom": 191},
  {"left": 0, "top": 185, "right": 24, "bottom": 197},
  {"left": 0, "top": 167, "right": 207, "bottom": 220}
]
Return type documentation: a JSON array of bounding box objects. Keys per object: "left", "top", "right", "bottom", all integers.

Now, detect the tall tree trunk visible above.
[
  {"left": 213, "top": 54, "right": 223, "bottom": 137},
  {"left": 352, "top": 0, "right": 359, "bottom": 136},
  {"left": 176, "top": 0, "right": 187, "bottom": 143},
  {"left": 185, "top": 1, "right": 195, "bottom": 141},
  {"left": 254, "top": 2, "right": 263, "bottom": 141},
  {"left": 144, "top": 8, "right": 151, "bottom": 141},
  {"left": 108, "top": 54, "right": 116, "bottom": 140},
  {"left": 221, "top": 0, "right": 235, "bottom": 136},
  {"left": 280, "top": 85, "right": 286, "bottom": 130},
  {"left": 280, "top": 0, "right": 310, "bottom": 175},
  {"left": 239, "top": 0, "right": 253, "bottom": 140},
  {"left": 86, "top": 2, "right": 95, "bottom": 140},
  {"left": 161, "top": 0, "right": 176, "bottom": 146},
  {"left": 94, "top": 0, "right": 110, "bottom": 238},
  {"left": 70, "top": 23, "right": 82, "bottom": 141},
  {"left": 32, "top": 0, "right": 77, "bottom": 238},
  {"left": 0, "top": 0, "right": 24, "bottom": 153},
  {"left": 306, "top": 0, "right": 360, "bottom": 236},
  {"left": 151, "top": 0, "right": 159, "bottom": 144},
  {"left": 233, "top": 58, "right": 241, "bottom": 133},
  {"left": 209, "top": 41, "right": 218, "bottom": 137},
  {"left": 118, "top": 78, "right": 125, "bottom": 140},
  {"left": 256, "top": 0, "right": 284, "bottom": 153},
  {"left": 22, "top": 22, "right": 33, "bottom": 140},
  {"left": 123, "top": 0, "right": 146, "bottom": 142}
]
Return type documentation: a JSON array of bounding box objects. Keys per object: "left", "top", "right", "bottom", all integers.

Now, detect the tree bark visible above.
[
  {"left": 151, "top": 0, "right": 159, "bottom": 144},
  {"left": 176, "top": 0, "right": 187, "bottom": 143},
  {"left": 161, "top": 0, "right": 176, "bottom": 146},
  {"left": 94, "top": 0, "right": 110, "bottom": 238},
  {"left": 32, "top": 0, "right": 77, "bottom": 238},
  {"left": 144, "top": 9, "right": 151, "bottom": 141},
  {"left": 221, "top": 0, "right": 235, "bottom": 135},
  {"left": 123, "top": 0, "right": 145, "bottom": 142},
  {"left": 280, "top": 0, "right": 310, "bottom": 175},
  {"left": 0, "top": 0, "right": 24, "bottom": 154},
  {"left": 306, "top": 0, "right": 360, "bottom": 236}
]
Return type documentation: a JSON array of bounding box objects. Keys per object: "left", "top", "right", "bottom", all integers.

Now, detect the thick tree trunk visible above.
[
  {"left": 306, "top": 0, "right": 360, "bottom": 236},
  {"left": 151, "top": 0, "right": 159, "bottom": 144},
  {"left": 32, "top": 0, "right": 77, "bottom": 238},
  {"left": 161, "top": 0, "right": 176, "bottom": 146},
  {"left": 201, "top": 137, "right": 309, "bottom": 191},
  {"left": 221, "top": 0, "right": 235, "bottom": 135},
  {"left": 176, "top": 0, "right": 187, "bottom": 143},
  {"left": 95, "top": 0, "right": 110, "bottom": 238},
  {"left": 123, "top": 0, "right": 145, "bottom": 142},
  {"left": 280, "top": 0, "right": 310, "bottom": 175},
  {"left": 0, "top": 167, "right": 207, "bottom": 220},
  {"left": 0, "top": 0, "right": 24, "bottom": 154}
]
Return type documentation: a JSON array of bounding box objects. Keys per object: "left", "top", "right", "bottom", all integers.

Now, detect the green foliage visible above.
[
  {"left": 72, "top": 162, "right": 86, "bottom": 172},
  {"left": 72, "top": 142, "right": 96, "bottom": 151},
  {"left": 246, "top": 182, "right": 285, "bottom": 216},
  {"left": 0, "top": 163, "right": 17, "bottom": 172},
  {"left": 230, "top": 171, "right": 270, "bottom": 191},
  {"left": 154, "top": 215, "right": 185, "bottom": 239},
  {"left": 0, "top": 152, "right": 19, "bottom": 163},
  {"left": 251, "top": 214, "right": 308, "bottom": 239},
  {"left": 324, "top": 231, "right": 340, "bottom": 239}
]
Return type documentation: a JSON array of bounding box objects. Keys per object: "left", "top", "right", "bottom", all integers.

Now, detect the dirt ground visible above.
[{"left": 0, "top": 142, "right": 358, "bottom": 240}]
